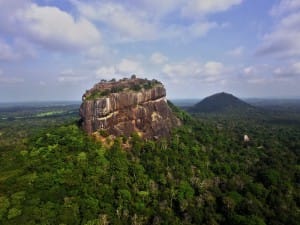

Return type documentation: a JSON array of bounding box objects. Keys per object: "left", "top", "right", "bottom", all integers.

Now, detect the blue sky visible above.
[{"left": 0, "top": 0, "right": 300, "bottom": 101}]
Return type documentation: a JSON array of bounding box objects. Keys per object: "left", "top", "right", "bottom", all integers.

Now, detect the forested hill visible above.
[
  {"left": 190, "top": 92, "right": 255, "bottom": 113},
  {"left": 0, "top": 103, "right": 299, "bottom": 224}
]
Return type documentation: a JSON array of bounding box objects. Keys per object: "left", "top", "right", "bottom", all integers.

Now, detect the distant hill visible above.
[{"left": 189, "top": 92, "right": 255, "bottom": 113}]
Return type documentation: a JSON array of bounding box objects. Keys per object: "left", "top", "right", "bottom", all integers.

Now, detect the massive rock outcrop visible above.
[{"left": 80, "top": 76, "right": 180, "bottom": 139}]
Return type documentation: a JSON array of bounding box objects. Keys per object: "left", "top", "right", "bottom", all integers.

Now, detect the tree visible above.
[
  {"left": 7, "top": 208, "right": 22, "bottom": 220},
  {"left": 0, "top": 196, "right": 10, "bottom": 221},
  {"left": 177, "top": 181, "right": 194, "bottom": 202}
]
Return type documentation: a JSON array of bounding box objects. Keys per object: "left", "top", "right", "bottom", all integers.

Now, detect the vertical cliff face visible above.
[{"left": 79, "top": 77, "right": 180, "bottom": 139}]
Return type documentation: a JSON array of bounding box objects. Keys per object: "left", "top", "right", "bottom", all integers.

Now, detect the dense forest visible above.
[{"left": 0, "top": 102, "right": 299, "bottom": 225}]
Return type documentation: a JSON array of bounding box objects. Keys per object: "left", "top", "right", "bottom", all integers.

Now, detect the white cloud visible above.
[
  {"left": 162, "top": 60, "right": 226, "bottom": 83},
  {"left": 240, "top": 63, "right": 300, "bottom": 84},
  {"left": 243, "top": 66, "right": 254, "bottom": 75},
  {"left": 118, "top": 59, "right": 144, "bottom": 75},
  {"left": 150, "top": 52, "right": 168, "bottom": 65},
  {"left": 0, "top": 0, "right": 244, "bottom": 55},
  {"left": 0, "top": 39, "right": 19, "bottom": 61},
  {"left": 0, "top": 38, "right": 36, "bottom": 61},
  {"left": 257, "top": 12, "right": 300, "bottom": 57},
  {"left": 258, "top": 0, "right": 300, "bottom": 58},
  {"left": 241, "top": 65, "right": 268, "bottom": 84},
  {"left": 39, "top": 81, "right": 46, "bottom": 86},
  {"left": 188, "top": 22, "right": 218, "bottom": 38},
  {"left": 0, "top": 72, "right": 24, "bottom": 84},
  {"left": 273, "top": 61, "right": 300, "bottom": 78},
  {"left": 182, "top": 0, "right": 243, "bottom": 17},
  {"left": 0, "top": 1, "right": 101, "bottom": 52},
  {"left": 96, "top": 58, "right": 144, "bottom": 80},
  {"left": 84, "top": 46, "right": 106, "bottom": 59},
  {"left": 162, "top": 21, "right": 218, "bottom": 41},
  {"left": 70, "top": 0, "right": 235, "bottom": 42},
  {"left": 96, "top": 66, "right": 117, "bottom": 79},
  {"left": 162, "top": 62, "right": 197, "bottom": 78},
  {"left": 14, "top": 38, "right": 37, "bottom": 58},
  {"left": 135, "top": 0, "right": 182, "bottom": 17},
  {"left": 71, "top": 0, "right": 157, "bottom": 41},
  {"left": 58, "top": 69, "right": 88, "bottom": 83},
  {"left": 228, "top": 46, "right": 244, "bottom": 57},
  {"left": 246, "top": 78, "right": 267, "bottom": 84},
  {"left": 0, "top": 77, "right": 24, "bottom": 84},
  {"left": 292, "top": 62, "right": 300, "bottom": 73},
  {"left": 0, "top": 1, "right": 29, "bottom": 32},
  {"left": 17, "top": 3, "right": 101, "bottom": 50},
  {"left": 204, "top": 61, "right": 225, "bottom": 76},
  {"left": 270, "top": 0, "right": 300, "bottom": 16}
]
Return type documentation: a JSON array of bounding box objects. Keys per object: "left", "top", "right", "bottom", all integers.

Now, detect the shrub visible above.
[
  {"left": 131, "top": 84, "right": 141, "bottom": 92},
  {"left": 99, "top": 130, "right": 109, "bottom": 137}
]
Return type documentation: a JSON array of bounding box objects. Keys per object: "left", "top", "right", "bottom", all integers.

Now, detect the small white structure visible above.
[{"left": 244, "top": 134, "right": 250, "bottom": 142}]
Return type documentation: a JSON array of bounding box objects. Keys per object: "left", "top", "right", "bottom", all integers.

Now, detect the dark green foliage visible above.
[
  {"left": 130, "top": 84, "right": 142, "bottom": 92},
  {"left": 0, "top": 103, "right": 299, "bottom": 224},
  {"left": 129, "top": 79, "right": 160, "bottom": 92},
  {"left": 143, "top": 82, "right": 153, "bottom": 90},
  {"left": 111, "top": 85, "right": 124, "bottom": 93},
  {"left": 99, "top": 129, "right": 109, "bottom": 137},
  {"left": 142, "top": 81, "right": 158, "bottom": 90},
  {"left": 168, "top": 100, "right": 194, "bottom": 124},
  {"left": 85, "top": 89, "right": 111, "bottom": 100},
  {"left": 84, "top": 78, "right": 161, "bottom": 100}
]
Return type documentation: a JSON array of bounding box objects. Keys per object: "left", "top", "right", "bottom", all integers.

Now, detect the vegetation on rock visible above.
[{"left": 84, "top": 77, "right": 161, "bottom": 100}]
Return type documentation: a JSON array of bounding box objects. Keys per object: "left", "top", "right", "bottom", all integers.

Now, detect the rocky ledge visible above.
[{"left": 79, "top": 76, "right": 180, "bottom": 139}]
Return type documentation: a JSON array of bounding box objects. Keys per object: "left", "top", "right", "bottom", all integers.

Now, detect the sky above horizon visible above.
[{"left": 1, "top": 0, "right": 300, "bottom": 101}]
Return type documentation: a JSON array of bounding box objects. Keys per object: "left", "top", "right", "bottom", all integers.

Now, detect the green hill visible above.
[{"left": 190, "top": 92, "right": 255, "bottom": 113}]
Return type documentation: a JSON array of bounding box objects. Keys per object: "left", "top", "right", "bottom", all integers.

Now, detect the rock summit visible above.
[{"left": 80, "top": 76, "right": 180, "bottom": 139}]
